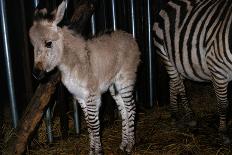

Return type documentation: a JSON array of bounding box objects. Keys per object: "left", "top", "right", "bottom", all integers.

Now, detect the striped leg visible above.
[
  {"left": 154, "top": 24, "right": 194, "bottom": 126},
  {"left": 77, "top": 94, "right": 102, "bottom": 155},
  {"left": 175, "top": 77, "right": 196, "bottom": 126},
  {"left": 169, "top": 76, "right": 181, "bottom": 120},
  {"left": 110, "top": 82, "right": 136, "bottom": 153},
  {"left": 211, "top": 75, "right": 230, "bottom": 144},
  {"left": 164, "top": 61, "right": 195, "bottom": 126},
  {"left": 155, "top": 37, "right": 185, "bottom": 121}
]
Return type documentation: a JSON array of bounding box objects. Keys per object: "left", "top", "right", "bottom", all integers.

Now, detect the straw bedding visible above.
[{"left": 2, "top": 80, "right": 232, "bottom": 155}]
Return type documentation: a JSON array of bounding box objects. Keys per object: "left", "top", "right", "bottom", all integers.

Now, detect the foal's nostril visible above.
[{"left": 32, "top": 68, "right": 45, "bottom": 80}]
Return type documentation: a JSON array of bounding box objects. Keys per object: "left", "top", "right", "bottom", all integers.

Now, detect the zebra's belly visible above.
[{"left": 175, "top": 60, "right": 211, "bottom": 82}]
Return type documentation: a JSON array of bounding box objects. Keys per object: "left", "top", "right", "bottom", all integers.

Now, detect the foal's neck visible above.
[{"left": 58, "top": 27, "right": 90, "bottom": 77}]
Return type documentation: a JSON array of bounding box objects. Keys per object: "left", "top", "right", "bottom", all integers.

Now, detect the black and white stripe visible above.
[
  {"left": 77, "top": 80, "right": 136, "bottom": 154},
  {"left": 154, "top": 0, "right": 232, "bottom": 141},
  {"left": 109, "top": 81, "right": 136, "bottom": 152}
]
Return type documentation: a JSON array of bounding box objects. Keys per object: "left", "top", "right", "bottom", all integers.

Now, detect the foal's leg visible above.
[
  {"left": 109, "top": 85, "right": 128, "bottom": 151},
  {"left": 110, "top": 81, "right": 136, "bottom": 153},
  {"left": 77, "top": 99, "right": 94, "bottom": 155},
  {"left": 77, "top": 94, "right": 102, "bottom": 155}
]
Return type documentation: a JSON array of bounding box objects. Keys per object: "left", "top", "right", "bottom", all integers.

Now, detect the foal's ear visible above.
[{"left": 52, "top": 1, "right": 66, "bottom": 25}]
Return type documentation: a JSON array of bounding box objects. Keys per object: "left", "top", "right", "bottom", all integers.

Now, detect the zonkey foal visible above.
[{"left": 29, "top": 1, "right": 140, "bottom": 154}]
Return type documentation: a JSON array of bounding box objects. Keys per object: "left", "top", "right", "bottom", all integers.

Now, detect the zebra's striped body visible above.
[{"left": 154, "top": 0, "right": 232, "bottom": 142}]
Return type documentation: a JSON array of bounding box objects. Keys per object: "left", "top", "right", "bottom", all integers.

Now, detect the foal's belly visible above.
[{"left": 62, "top": 76, "right": 89, "bottom": 101}]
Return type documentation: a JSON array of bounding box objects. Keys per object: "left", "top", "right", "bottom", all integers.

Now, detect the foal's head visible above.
[{"left": 29, "top": 1, "right": 66, "bottom": 80}]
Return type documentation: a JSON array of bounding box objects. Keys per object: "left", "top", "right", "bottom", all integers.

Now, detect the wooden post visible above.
[{"left": 4, "top": 71, "right": 61, "bottom": 155}]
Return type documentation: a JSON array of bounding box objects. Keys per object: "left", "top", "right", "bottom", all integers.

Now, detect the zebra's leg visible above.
[
  {"left": 177, "top": 78, "right": 196, "bottom": 127},
  {"left": 169, "top": 77, "right": 181, "bottom": 121},
  {"left": 164, "top": 63, "right": 195, "bottom": 126},
  {"left": 110, "top": 82, "right": 136, "bottom": 153},
  {"left": 211, "top": 77, "right": 230, "bottom": 144},
  {"left": 77, "top": 94, "right": 103, "bottom": 155}
]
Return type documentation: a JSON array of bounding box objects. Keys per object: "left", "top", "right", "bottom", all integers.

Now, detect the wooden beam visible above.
[{"left": 4, "top": 71, "right": 61, "bottom": 155}]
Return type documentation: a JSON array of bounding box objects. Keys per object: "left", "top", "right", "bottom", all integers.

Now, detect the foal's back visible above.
[{"left": 87, "top": 31, "right": 140, "bottom": 89}]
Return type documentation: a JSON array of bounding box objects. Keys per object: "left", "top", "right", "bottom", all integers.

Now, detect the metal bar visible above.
[
  {"left": 111, "top": 0, "right": 117, "bottom": 31},
  {"left": 91, "top": 14, "right": 96, "bottom": 36},
  {"left": 73, "top": 99, "right": 80, "bottom": 134},
  {"left": 33, "top": 0, "right": 39, "bottom": 8},
  {"left": 64, "top": 0, "right": 69, "bottom": 19},
  {"left": 147, "top": 0, "right": 154, "bottom": 107},
  {"left": 101, "top": 0, "right": 107, "bottom": 29},
  {"left": 130, "top": 0, "right": 136, "bottom": 38},
  {"left": 0, "top": 0, "right": 18, "bottom": 128},
  {"left": 45, "top": 107, "right": 53, "bottom": 143},
  {"left": 130, "top": 0, "right": 139, "bottom": 102},
  {"left": 20, "top": 0, "right": 33, "bottom": 103}
]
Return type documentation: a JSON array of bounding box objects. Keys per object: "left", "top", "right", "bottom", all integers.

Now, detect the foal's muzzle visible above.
[{"left": 32, "top": 67, "right": 46, "bottom": 80}]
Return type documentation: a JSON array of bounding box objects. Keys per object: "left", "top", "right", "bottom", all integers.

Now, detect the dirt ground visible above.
[{"left": 2, "top": 80, "right": 232, "bottom": 155}]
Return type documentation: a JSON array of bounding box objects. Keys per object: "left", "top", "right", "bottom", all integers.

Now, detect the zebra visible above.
[
  {"left": 153, "top": 0, "right": 232, "bottom": 143},
  {"left": 29, "top": 1, "right": 140, "bottom": 154}
]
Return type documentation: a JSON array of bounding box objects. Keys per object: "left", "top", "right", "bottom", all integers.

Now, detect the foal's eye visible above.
[{"left": 45, "top": 41, "right": 52, "bottom": 48}]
